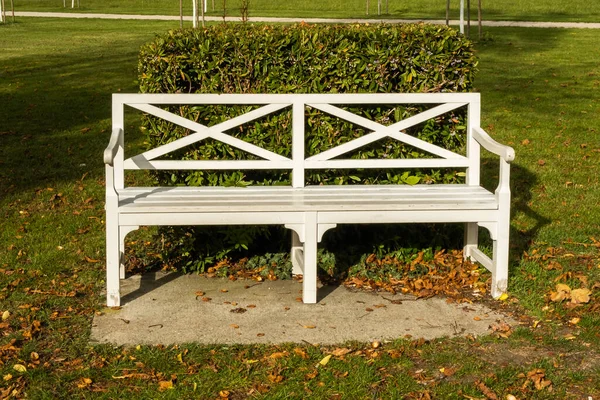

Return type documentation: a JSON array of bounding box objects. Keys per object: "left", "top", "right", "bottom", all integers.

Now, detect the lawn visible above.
[
  {"left": 1, "top": 17, "right": 600, "bottom": 398},
  {"left": 15, "top": 0, "right": 600, "bottom": 22}
]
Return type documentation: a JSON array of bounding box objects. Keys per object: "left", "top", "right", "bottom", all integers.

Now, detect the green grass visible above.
[
  {"left": 14, "top": 0, "right": 600, "bottom": 22},
  {"left": 1, "top": 17, "right": 600, "bottom": 398}
]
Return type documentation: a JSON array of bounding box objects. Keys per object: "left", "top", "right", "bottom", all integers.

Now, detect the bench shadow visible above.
[
  {"left": 318, "top": 162, "right": 549, "bottom": 285},
  {"left": 120, "top": 270, "right": 182, "bottom": 305}
]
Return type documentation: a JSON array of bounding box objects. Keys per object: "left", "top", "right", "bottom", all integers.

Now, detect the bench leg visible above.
[
  {"left": 491, "top": 219, "right": 510, "bottom": 299},
  {"left": 291, "top": 230, "right": 304, "bottom": 276},
  {"left": 106, "top": 217, "right": 121, "bottom": 307},
  {"left": 302, "top": 212, "right": 318, "bottom": 304},
  {"left": 463, "top": 222, "right": 478, "bottom": 261}
]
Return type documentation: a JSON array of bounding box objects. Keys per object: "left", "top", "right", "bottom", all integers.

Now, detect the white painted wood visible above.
[
  {"left": 305, "top": 158, "right": 470, "bottom": 169},
  {"left": 302, "top": 212, "right": 318, "bottom": 303},
  {"left": 115, "top": 92, "right": 479, "bottom": 105},
  {"left": 103, "top": 128, "right": 122, "bottom": 165},
  {"left": 466, "top": 98, "right": 481, "bottom": 185},
  {"left": 128, "top": 103, "right": 290, "bottom": 163},
  {"left": 291, "top": 230, "right": 303, "bottom": 275},
  {"left": 105, "top": 92, "right": 513, "bottom": 306},
  {"left": 123, "top": 159, "right": 294, "bottom": 170},
  {"left": 472, "top": 127, "right": 515, "bottom": 162},
  {"left": 307, "top": 102, "right": 467, "bottom": 161},
  {"left": 292, "top": 102, "right": 305, "bottom": 188}
]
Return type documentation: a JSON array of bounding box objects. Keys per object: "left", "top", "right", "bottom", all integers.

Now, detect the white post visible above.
[
  {"left": 192, "top": 0, "right": 198, "bottom": 28},
  {"left": 0, "top": 0, "right": 4, "bottom": 24},
  {"left": 459, "top": 0, "right": 465, "bottom": 34},
  {"left": 72, "top": 0, "right": 75, "bottom": 9}
]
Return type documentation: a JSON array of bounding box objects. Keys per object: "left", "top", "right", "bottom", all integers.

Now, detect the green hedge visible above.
[
  {"left": 137, "top": 23, "right": 478, "bottom": 273},
  {"left": 138, "top": 23, "right": 477, "bottom": 187}
]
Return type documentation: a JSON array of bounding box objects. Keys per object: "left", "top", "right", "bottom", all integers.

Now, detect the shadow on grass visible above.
[{"left": 0, "top": 18, "right": 167, "bottom": 195}]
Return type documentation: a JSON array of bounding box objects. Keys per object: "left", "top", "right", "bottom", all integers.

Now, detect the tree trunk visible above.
[
  {"left": 179, "top": 0, "right": 183, "bottom": 28},
  {"left": 446, "top": 0, "right": 450, "bottom": 26},
  {"left": 478, "top": 0, "right": 482, "bottom": 39},
  {"left": 366, "top": 0, "right": 369, "bottom": 15},
  {"left": 200, "top": 0, "right": 205, "bottom": 27},
  {"left": 467, "top": 0, "right": 471, "bottom": 38},
  {"left": 192, "top": 0, "right": 197, "bottom": 28},
  {"left": 10, "top": 0, "right": 14, "bottom": 22}
]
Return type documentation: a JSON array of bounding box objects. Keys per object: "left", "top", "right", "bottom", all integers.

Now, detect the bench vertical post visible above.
[
  {"left": 491, "top": 158, "right": 511, "bottom": 297},
  {"left": 292, "top": 101, "right": 305, "bottom": 188},
  {"left": 464, "top": 96, "right": 481, "bottom": 260},
  {"left": 302, "top": 212, "right": 318, "bottom": 303},
  {"left": 106, "top": 96, "right": 125, "bottom": 307}
]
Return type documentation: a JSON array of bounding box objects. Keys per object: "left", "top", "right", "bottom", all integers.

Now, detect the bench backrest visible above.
[{"left": 111, "top": 93, "right": 482, "bottom": 189}]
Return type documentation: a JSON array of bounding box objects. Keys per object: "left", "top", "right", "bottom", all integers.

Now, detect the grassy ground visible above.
[
  {"left": 1, "top": 17, "right": 600, "bottom": 398},
  {"left": 13, "top": 0, "right": 600, "bottom": 22}
]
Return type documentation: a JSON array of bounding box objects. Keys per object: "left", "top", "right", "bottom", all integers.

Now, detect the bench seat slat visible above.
[{"left": 116, "top": 185, "right": 497, "bottom": 213}]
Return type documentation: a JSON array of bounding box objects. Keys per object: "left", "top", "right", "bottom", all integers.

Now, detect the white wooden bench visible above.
[{"left": 104, "top": 93, "right": 515, "bottom": 307}]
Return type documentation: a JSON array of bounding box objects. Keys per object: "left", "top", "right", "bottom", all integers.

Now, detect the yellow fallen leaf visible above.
[
  {"left": 498, "top": 293, "right": 509, "bottom": 301},
  {"left": 331, "top": 348, "right": 352, "bottom": 357},
  {"left": 13, "top": 364, "right": 26, "bottom": 373},
  {"left": 1, "top": 310, "right": 9, "bottom": 321},
  {"left": 177, "top": 353, "right": 183, "bottom": 363},
  {"left": 158, "top": 380, "right": 173, "bottom": 391},
  {"left": 318, "top": 354, "right": 332, "bottom": 366},
  {"left": 569, "top": 317, "right": 581, "bottom": 325},
  {"left": 556, "top": 283, "right": 571, "bottom": 293},
  {"left": 302, "top": 324, "right": 316, "bottom": 329},
  {"left": 570, "top": 288, "right": 591, "bottom": 304},
  {"left": 3, "top": 374, "right": 12, "bottom": 381},
  {"left": 268, "top": 351, "right": 288, "bottom": 359}
]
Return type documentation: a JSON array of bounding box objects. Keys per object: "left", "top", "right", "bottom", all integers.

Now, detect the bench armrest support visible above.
[
  {"left": 472, "top": 127, "right": 515, "bottom": 163},
  {"left": 104, "top": 128, "right": 123, "bottom": 166}
]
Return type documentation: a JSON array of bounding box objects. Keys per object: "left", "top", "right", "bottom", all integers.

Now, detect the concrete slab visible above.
[{"left": 90, "top": 272, "right": 515, "bottom": 346}]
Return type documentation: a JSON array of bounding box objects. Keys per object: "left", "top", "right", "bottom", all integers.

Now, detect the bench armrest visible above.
[
  {"left": 472, "top": 127, "right": 515, "bottom": 163},
  {"left": 104, "top": 128, "right": 123, "bottom": 166}
]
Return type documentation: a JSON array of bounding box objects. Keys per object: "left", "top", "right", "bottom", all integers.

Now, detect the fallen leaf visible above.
[
  {"left": 569, "top": 317, "right": 581, "bottom": 325},
  {"left": 256, "top": 333, "right": 265, "bottom": 337},
  {"left": 331, "top": 348, "right": 352, "bottom": 357},
  {"left": 267, "top": 372, "right": 283, "bottom": 383},
  {"left": 230, "top": 324, "right": 239, "bottom": 329},
  {"left": 302, "top": 324, "right": 316, "bottom": 329},
  {"left": 538, "top": 159, "right": 546, "bottom": 166},
  {"left": 570, "top": 288, "right": 591, "bottom": 304},
  {"left": 77, "top": 377, "right": 92, "bottom": 388},
  {"left": 3, "top": 374, "right": 12, "bottom": 381},
  {"left": 1, "top": 311, "right": 9, "bottom": 321},
  {"left": 521, "top": 139, "right": 531, "bottom": 145},
  {"left": 230, "top": 307, "right": 247, "bottom": 314},
  {"left": 268, "top": 352, "right": 288, "bottom": 359},
  {"left": 247, "top": 304, "right": 256, "bottom": 308},
  {"left": 318, "top": 354, "right": 332, "bottom": 366},
  {"left": 195, "top": 291, "right": 205, "bottom": 298},
  {"left": 84, "top": 256, "right": 100, "bottom": 263},
  {"left": 220, "top": 289, "right": 228, "bottom": 293},
  {"left": 475, "top": 379, "right": 498, "bottom": 400},
  {"left": 201, "top": 297, "right": 212, "bottom": 302},
  {"left": 158, "top": 380, "right": 173, "bottom": 391},
  {"left": 13, "top": 364, "right": 26, "bottom": 373}
]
